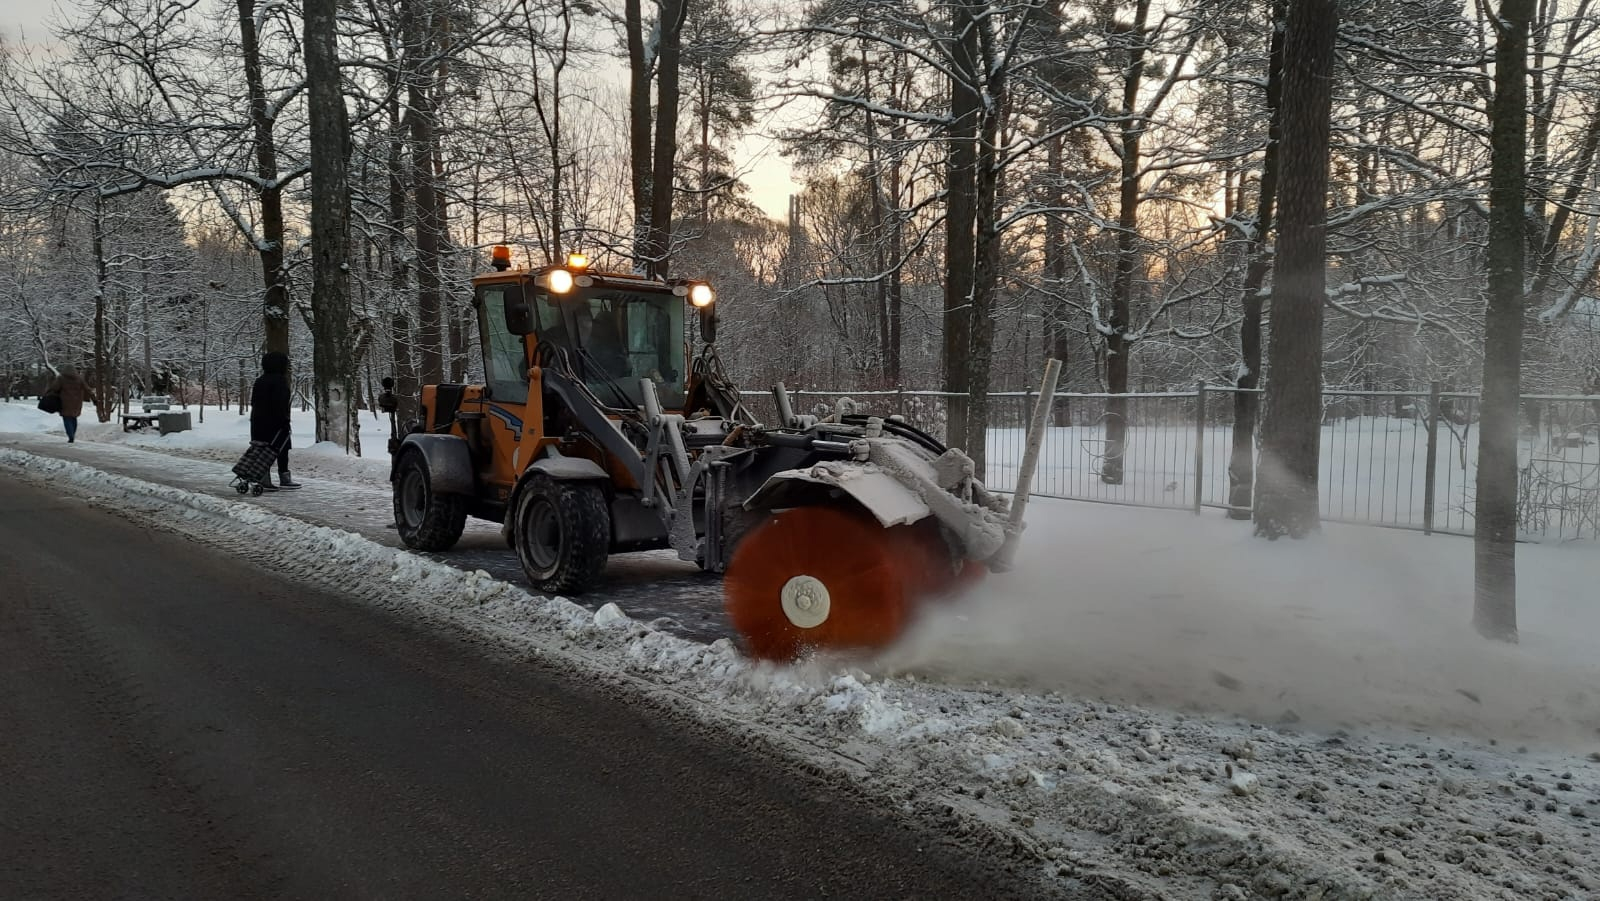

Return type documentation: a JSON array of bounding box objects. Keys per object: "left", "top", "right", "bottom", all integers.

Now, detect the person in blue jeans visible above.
[{"left": 45, "top": 365, "right": 93, "bottom": 443}]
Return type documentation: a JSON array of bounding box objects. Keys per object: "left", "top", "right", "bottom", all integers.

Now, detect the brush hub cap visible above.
[{"left": 780, "top": 575, "right": 831, "bottom": 629}]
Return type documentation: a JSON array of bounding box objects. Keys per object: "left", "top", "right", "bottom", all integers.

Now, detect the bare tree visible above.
[
  {"left": 625, "top": 0, "right": 690, "bottom": 274},
  {"left": 1255, "top": 0, "right": 1337, "bottom": 539},
  {"left": 305, "top": 0, "right": 357, "bottom": 450},
  {"left": 1226, "top": 0, "right": 1286, "bottom": 516},
  {"left": 1474, "top": 0, "right": 1535, "bottom": 641}
]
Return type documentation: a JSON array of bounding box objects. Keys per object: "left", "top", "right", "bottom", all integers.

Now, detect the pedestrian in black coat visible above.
[{"left": 250, "top": 352, "right": 300, "bottom": 490}]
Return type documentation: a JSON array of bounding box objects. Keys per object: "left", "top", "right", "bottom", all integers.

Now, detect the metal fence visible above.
[{"left": 740, "top": 385, "right": 1600, "bottom": 541}]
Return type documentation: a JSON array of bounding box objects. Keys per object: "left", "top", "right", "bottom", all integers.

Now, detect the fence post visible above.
[
  {"left": 1423, "top": 380, "right": 1441, "bottom": 535},
  {"left": 896, "top": 384, "right": 905, "bottom": 419},
  {"left": 1194, "top": 379, "right": 1207, "bottom": 515}
]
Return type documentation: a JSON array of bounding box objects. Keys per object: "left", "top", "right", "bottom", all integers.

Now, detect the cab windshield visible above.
[{"left": 535, "top": 287, "right": 686, "bottom": 409}]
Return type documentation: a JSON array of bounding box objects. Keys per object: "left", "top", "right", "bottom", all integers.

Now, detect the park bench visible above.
[
  {"left": 121, "top": 411, "right": 161, "bottom": 432},
  {"left": 121, "top": 397, "right": 192, "bottom": 435}
]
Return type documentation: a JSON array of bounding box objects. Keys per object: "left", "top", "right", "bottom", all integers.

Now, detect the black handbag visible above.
[{"left": 38, "top": 393, "right": 61, "bottom": 414}]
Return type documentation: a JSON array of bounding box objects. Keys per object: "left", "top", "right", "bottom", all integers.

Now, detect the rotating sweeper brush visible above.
[
  {"left": 720, "top": 360, "right": 1061, "bottom": 661},
  {"left": 390, "top": 246, "right": 1058, "bottom": 664}
]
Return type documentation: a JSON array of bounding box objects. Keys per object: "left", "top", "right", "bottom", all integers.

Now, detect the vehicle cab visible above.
[{"left": 406, "top": 248, "right": 722, "bottom": 535}]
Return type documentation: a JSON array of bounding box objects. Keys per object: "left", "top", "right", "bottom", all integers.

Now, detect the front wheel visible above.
[
  {"left": 512, "top": 475, "right": 609, "bottom": 595},
  {"left": 393, "top": 451, "right": 468, "bottom": 551}
]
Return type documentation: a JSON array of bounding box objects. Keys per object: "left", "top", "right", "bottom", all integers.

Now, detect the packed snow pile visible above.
[{"left": 3, "top": 446, "right": 1597, "bottom": 900}]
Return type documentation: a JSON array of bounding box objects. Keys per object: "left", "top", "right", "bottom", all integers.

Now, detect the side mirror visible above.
[
  {"left": 498, "top": 283, "right": 534, "bottom": 335},
  {"left": 699, "top": 304, "right": 717, "bottom": 343},
  {"left": 505, "top": 293, "right": 535, "bottom": 335}
]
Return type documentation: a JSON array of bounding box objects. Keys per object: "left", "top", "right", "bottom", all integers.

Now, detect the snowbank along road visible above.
[{"left": 3, "top": 425, "right": 1599, "bottom": 900}]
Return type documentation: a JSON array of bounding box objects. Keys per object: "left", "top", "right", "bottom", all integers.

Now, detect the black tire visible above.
[
  {"left": 393, "top": 451, "right": 468, "bottom": 551},
  {"left": 512, "top": 475, "right": 609, "bottom": 594},
  {"left": 251, "top": 484, "right": 265, "bottom": 497}
]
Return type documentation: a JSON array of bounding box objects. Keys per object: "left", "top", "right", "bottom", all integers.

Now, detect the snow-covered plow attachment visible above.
[{"left": 722, "top": 360, "right": 1060, "bottom": 660}]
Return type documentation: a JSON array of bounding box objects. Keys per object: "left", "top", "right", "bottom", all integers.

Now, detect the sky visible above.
[
  {"left": 0, "top": 1, "right": 799, "bottom": 222},
  {"left": 1, "top": 0, "right": 54, "bottom": 45}
]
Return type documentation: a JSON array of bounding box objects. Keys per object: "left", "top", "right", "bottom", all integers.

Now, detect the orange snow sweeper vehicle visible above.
[{"left": 389, "top": 246, "right": 1058, "bottom": 660}]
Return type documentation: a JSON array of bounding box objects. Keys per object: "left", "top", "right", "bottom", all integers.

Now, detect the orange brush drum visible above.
[{"left": 723, "top": 505, "right": 962, "bottom": 661}]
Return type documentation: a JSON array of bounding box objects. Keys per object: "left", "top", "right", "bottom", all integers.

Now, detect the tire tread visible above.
[
  {"left": 393, "top": 452, "right": 469, "bottom": 551},
  {"left": 513, "top": 476, "right": 609, "bottom": 594}
]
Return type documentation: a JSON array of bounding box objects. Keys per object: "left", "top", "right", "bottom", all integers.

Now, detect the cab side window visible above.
[{"left": 477, "top": 285, "right": 529, "bottom": 401}]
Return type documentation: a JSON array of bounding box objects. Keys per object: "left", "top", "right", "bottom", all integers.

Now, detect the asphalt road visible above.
[
  {"left": 0, "top": 434, "right": 735, "bottom": 644},
  {"left": 0, "top": 476, "right": 1047, "bottom": 900}
]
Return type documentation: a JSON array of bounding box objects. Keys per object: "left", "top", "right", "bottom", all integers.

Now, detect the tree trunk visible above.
[
  {"left": 861, "top": 41, "right": 892, "bottom": 377},
  {"left": 1227, "top": 0, "right": 1286, "bottom": 518},
  {"left": 966, "top": 7, "right": 1009, "bottom": 479},
  {"left": 646, "top": 0, "right": 687, "bottom": 277},
  {"left": 1044, "top": 134, "right": 1071, "bottom": 425},
  {"left": 409, "top": 48, "right": 445, "bottom": 388},
  {"left": 887, "top": 144, "right": 904, "bottom": 386},
  {"left": 118, "top": 291, "right": 130, "bottom": 415},
  {"left": 699, "top": 75, "right": 713, "bottom": 229},
  {"left": 625, "top": 0, "right": 653, "bottom": 267},
  {"left": 435, "top": 141, "right": 466, "bottom": 383},
  {"left": 305, "top": 0, "right": 355, "bottom": 452},
  {"left": 1103, "top": 0, "right": 1151, "bottom": 486},
  {"left": 92, "top": 198, "right": 110, "bottom": 422},
  {"left": 1475, "top": 0, "right": 1535, "bottom": 642},
  {"left": 943, "top": 1, "right": 981, "bottom": 452},
  {"left": 387, "top": 86, "right": 418, "bottom": 423},
  {"left": 1254, "top": 0, "right": 1336, "bottom": 539},
  {"left": 141, "top": 286, "right": 153, "bottom": 392},
  {"left": 238, "top": 0, "right": 290, "bottom": 356},
  {"left": 199, "top": 295, "right": 209, "bottom": 423}
]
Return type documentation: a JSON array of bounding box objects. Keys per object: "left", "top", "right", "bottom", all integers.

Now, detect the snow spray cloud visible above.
[{"left": 878, "top": 502, "right": 1600, "bottom": 745}]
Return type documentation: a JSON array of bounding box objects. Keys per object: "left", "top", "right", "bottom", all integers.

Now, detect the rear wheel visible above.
[
  {"left": 393, "top": 451, "right": 468, "bottom": 551},
  {"left": 723, "top": 505, "right": 954, "bottom": 661},
  {"left": 512, "top": 476, "right": 609, "bottom": 595}
]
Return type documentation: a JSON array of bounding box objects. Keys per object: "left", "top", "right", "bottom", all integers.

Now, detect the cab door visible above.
[{"left": 475, "top": 282, "right": 533, "bottom": 496}]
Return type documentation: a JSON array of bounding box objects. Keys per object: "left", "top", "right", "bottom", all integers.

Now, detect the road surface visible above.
[
  {"left": 0, "top": 476, "right": 1049, "bottom": 899},
  {"left": 0, "top": 434, "right": 733, "bottom": 643}
]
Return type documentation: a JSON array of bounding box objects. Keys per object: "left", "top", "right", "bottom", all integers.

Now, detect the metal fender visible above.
[
  {"left": 393, "top": 433, "right": 475, "bottom": 495},
  {"left": 526, "top": 450, "right": 610, "bottom": 481},
  {"left": 742, "top": 462, "right": 931, "bottom": 528}
]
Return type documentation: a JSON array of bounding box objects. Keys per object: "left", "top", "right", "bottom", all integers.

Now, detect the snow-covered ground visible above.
[
  {"left": 3, "top": 417, "right": 1598, "bottom": 900},
  {"left": 0, "top": 399, "right": 391, "bottom": 483}
]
